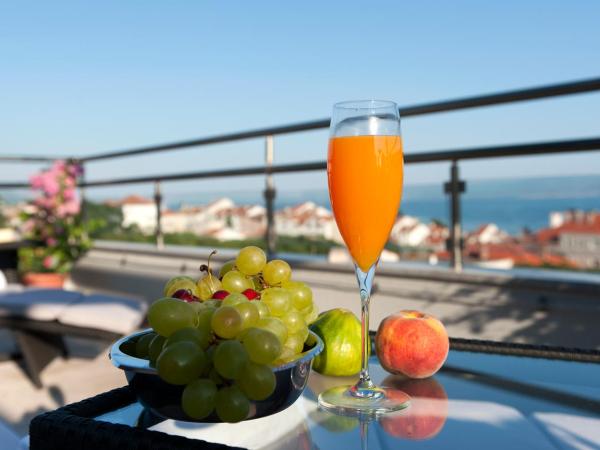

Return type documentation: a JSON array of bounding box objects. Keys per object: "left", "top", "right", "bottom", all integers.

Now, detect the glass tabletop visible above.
[{"left": 93, "top": 350, "right": 600, "bottom": 450}]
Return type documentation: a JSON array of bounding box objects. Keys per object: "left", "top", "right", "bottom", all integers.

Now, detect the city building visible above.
[
  {"left": 115, "top": 195, "right": 157, "bottom": 234},
  {"left": 275, "top": 202, "right": 342, "bottom": 243},
  {"left": 538, "top": 210, "right": 600, "bottom": 269}
]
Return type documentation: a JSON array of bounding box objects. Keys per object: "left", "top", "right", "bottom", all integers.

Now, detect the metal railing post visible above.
[
  {"left": 154, "top": 180, "right": 164, "bottom": 249},
  {"left": 264, "top": 135, "right": 277, "bottom": 257},
  {"left": 444, "top": 161, "right": 465, "bottom": 272}
]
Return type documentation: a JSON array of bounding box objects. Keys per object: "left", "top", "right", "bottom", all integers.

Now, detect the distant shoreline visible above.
[{"left": 4, "top": 174, "right": 599, "bottom": 234}]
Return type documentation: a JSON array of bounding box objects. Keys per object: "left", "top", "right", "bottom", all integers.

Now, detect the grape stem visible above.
[{"left": 200, "top": 250, "right": 218, "bottom": 285}]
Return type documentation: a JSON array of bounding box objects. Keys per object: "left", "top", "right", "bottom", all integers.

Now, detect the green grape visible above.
[
  {"left": 281, "top": 281, "right": 313, "bottom": 311},
  {"left": 196, "top": 306, "right": 217, "bottom": 332},
  {"left": 165, "top": 327, "right": 210, "bottom": 350},
  {"left": 261, "top": 287, "right": 292, "bottom": 317},
  {"left": 281, "top": 310, "right": 306, "bottom": 335},
  {"left": 262, "top": 260, "right": 291, "bottom": 286},
  {"left": 163, "top": 276, "right": 199, "bottom": 298},
  {"left": 213, "top": 340, "right": 249, "bottom": 380},
  {"left": 209, "top": 367, "right": 224, "bottom": 385},
  {"left": 182, "top": 379, "right": 217, "bottom": 419},
  {"left": 237, "top": 362, "right": 276, "bottom": 401},
  {"left": 222, "top": 292, "right": 248, "bottom": 307},
  {"left": 148, "top": 297, "right": 196, "bottom": 337},
  {"left": 235, "top": 328, "right": 251, "bottom": 341},
  {"left": 256, "top": 317, "right": 288, "bottom": 344},
  {"left": 148, "top": 334, "right": 167, "bottom": 365},
  {"left": 234, "top": 302, "right": 259, "bottom": 330},
  {"left": 297, "top": 325, "right": 309, "bottom": 342},
  {"left": 241, "top": 328, "right": 281, "bottom": 364},
  {"left": 156, "top": 341, "right": 208, "bottom": 385},
  {"left": 203, "top": 299, "right": 222, "bottom": 308},
  {"left": 284, "top": 332, "right": 304, "bottom": 354},
  {"left": 188, "top": 301, "right": 206, "bottom": 315},
  {"left": 222, "top": 270, "right": 253, "bottom": 293},
  {"left": 135, "top": 332, "right": 156, "bottom": 359},
  {"left": 235, "top": 246, "right": 267, "bottom": 276},
  {"left": 303, "top": 303, "right": 319, "bottom": 324},
  {"left": 219, "top": 260, "right": 236, "bottom": 279},
  {"left": 254, "top": 301, "right": 270, "bottom": 318},
  {"left": 211, "top": 306, "right": 243, "bottom": 339},
  {"left": 205, "top": 344, "right": 215, "bottom": 362},
  {"left": 274, "top": 347, "right": 296, "bottom": 365},
  {"left": 215, "top": 386, "right": 250, "bottom": 423},
  {"left": 197, "top": 274, "right": 222, "bottom": 301}
]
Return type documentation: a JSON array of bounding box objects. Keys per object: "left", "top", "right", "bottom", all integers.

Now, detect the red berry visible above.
[
  {"left": 212, "top": 290, "right": 230, "bottom": 300},
  {"left": 172, "top": 289, "right": 199, "bottom": 302},
  {"left": 242, "top": 289, "right": 260, "bottom": 300}
]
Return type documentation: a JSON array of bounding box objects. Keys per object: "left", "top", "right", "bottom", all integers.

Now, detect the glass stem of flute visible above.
[
  {"left": 358, "top": 291, "right": 373, "bottom": 390},
  {"left": 352, "top": 263, "right": 378, "bottom": 396}
]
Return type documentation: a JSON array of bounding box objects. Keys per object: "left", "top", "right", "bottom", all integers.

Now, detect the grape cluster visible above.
[{"left": 126, "top": 246, "right": 318, "bottom": 423}]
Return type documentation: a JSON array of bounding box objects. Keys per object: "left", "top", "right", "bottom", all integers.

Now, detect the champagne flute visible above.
[{"left": 319, "top": 100, "right": 409, "bottom": 415}]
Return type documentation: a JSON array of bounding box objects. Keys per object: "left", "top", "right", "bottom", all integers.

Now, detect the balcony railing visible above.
[{"left": 2, "top": 77, "right": 600, "bottom": 271}]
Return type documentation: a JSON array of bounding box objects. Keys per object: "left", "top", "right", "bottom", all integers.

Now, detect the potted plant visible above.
[{"left": 19, "top": 160, "right": 93, "bottom": 288}]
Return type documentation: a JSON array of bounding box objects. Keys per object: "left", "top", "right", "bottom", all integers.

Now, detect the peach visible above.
[
  {"left": 375, "top": 310, "right": 449, "bottom": 379},
  {"left": 380, "top": 375, "right": 448, "bottom": 440}
]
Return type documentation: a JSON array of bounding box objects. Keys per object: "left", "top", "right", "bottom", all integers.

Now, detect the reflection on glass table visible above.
[{"left": 80, "top": 348, "right": 600, "bottom": 450}]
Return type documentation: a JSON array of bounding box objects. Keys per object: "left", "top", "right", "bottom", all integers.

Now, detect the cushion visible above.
[
  {"left": 0, "top": 289, "right": 83, "bottom": 321},
  {"left": 57, "top": 294, "right": 147, "bottom": 335}
]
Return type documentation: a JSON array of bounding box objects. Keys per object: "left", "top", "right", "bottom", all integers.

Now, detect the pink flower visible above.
[
  {"left": 51, "top": 160, "right": 66, "bottom": 173},
  {"left": 46, "top": 237, "right": 57, "bottom": 246},
  {"left": 63, "top": 177, "right": 76, "bottom": 188},
  {"left": 30, "top": 174, "right": 44, "bottom": 189},
  {"left": 56, "top": 199, "right": 80, "bottom": 218},
  {"left": 63, "top": 187, "right": 77, "bottom": 200},
  {"left": 35, "top": 197, "right": 55, "bottom": 210},
  {"left": 43, "top": 256, "right": 56, "bottom": 269},
  {"left": 40, "top": 172, "right": 60, "bottom": 196}
]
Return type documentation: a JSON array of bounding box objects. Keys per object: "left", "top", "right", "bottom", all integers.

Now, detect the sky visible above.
[{"left": 1, "top": 0, "right": 599, "bottom": 202}]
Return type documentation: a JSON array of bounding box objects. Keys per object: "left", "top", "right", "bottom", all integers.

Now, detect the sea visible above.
[{"left": 168, "top": 175, "right": 600, "bottom": 234}]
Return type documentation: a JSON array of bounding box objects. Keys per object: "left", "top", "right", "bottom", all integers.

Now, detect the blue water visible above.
[
  {"left": 280, "top": 175, "right": 600, "bottom": 234},
  {"left": 402, "top": 196, "right": 600, "bottom": 234}
]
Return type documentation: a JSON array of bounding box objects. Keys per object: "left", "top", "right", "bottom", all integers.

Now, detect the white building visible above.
[
  {"left": 162, "top": 209, "right": 193, "bottom": 234},
  {"left": 466, "top": 223, "right": 508, "bottom": 246},
  {"left": 119, "top": 195, "right": 157, "bottom": 234},
  {"left": 158, "top": 198, "right": 267, "bottom": 241},
  {"left": 275, "top": 202, "right": 343, "bottom": 243},
  {"left": 549, "top": 211, "right": 566, "bottom": 229},
  {"left": 390, "top": 215, "right": 431, "bottom": 247}
]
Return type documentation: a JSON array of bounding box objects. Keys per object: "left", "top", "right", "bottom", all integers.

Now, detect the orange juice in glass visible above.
[
  {"left": 319, "top": 100, "right": 409, "bottom": 415},
  {"left": 328, "top": 135, "right": 404, "bottom": 272}
]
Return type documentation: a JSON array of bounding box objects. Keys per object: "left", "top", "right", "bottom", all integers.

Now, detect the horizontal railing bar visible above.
[
  {"left": 79, "top": 77, "right": 600, "bottom": 163},
  {"left": 79, "top": 161, "right": 326, "bottom": 187},
  {"left": 0, "top": 182, "right": 30, "bottom": 188},
  {"left": 72, "top": 136, "right": 600, "bottom": 188},
  {"left": 399, "top": 77, "right": 600, "bottom": 116},
  {"left": 79, "top": 119, "right": 330, "bottom": 163},
  {"left": 0, "top": 155, "right": 63, "bottom": 163},
  {"left": 406, "top": 136, "right": 600, "bottom": 163}
]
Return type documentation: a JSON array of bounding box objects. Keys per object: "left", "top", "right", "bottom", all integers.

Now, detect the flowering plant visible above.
[{"left": 20, "top": 160, "right": 94, "bottom": 274}]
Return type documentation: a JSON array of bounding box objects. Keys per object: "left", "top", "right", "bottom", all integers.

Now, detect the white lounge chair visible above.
[{"left": 0, "top": 288, "right": 146, "bottom": 388}]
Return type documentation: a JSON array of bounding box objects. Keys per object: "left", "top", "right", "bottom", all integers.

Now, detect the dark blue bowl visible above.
[{"left": 110, "top": 328, "right": 324, "bottom": 422}]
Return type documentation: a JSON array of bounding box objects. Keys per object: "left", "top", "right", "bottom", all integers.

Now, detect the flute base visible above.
[{"left": 318, "top": 385, "right": 410, "bottom": 417}]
